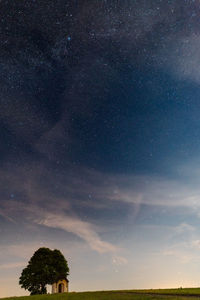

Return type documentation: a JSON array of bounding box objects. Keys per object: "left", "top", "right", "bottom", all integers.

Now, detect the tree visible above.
[{"left": 19, "top": 247, "right": 69, "bottom": 295}]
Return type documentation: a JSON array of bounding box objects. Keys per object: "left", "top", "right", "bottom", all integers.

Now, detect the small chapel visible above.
[{"left": 52, "top": 278, "right": 69, "bottom": 293}]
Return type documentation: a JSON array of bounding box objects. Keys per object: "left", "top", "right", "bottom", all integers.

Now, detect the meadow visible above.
[{"left": 2, "top": 289, "right": 200, "bottom": 300}]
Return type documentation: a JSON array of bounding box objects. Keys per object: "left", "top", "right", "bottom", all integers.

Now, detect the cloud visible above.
[
  {"left": 76, "top": 169, "right": 200, "bottom": 209},
  {"left": 162, "top": 236, "right": 200, "bottom": 265},
  {"left": 191, "top": 240, "right": 200, "bottom": 250},
  {"left": 162, "top": 247, "right": 193, "bottom": 264},
  {"left": 73, "top": 0, "right": 182, "bottom": 54},
  {"left": 112, "top": 255, "right": 128, "bottom": 266},
  {"left": 0, "top": 208, "right": 16, "bottom": 223},
  {"left": 0, "top": 163, "right": 121, "bottom": 255},
  {"left": 1, "top": 158, "right": 200, "bottom": 269},
  {"left": 156, "top": 33, "right": 200, "bottom": 85},
  {"left": 37, "top": 212, "right": 117, "bottom": 254},
  {"left": 173, "top": 34, "right": 200, "bottom": 84},
  {"left": 174, "top": 223, "right": 195, "bottom": 235},
  {"left": 1, "top": 161, "right": 200, "bottom": 225},
  {"left": 161, "top": 222, "right": 200, "bottom": 264}
]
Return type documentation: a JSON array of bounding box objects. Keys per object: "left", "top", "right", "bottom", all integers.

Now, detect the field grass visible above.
[{"left": 2, "top": 288, "right": 200, "bottom": 300}]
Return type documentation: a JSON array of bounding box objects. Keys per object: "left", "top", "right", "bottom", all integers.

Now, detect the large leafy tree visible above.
[{"left": 19, "top": 247, "right": 69, "bottom": 295}]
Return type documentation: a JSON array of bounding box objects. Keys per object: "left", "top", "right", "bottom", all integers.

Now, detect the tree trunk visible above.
[{"left": 41, "top": 284, "right": 47, "bottom": 294}]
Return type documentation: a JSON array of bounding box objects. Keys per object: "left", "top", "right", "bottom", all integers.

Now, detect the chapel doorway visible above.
[{"left": 58, "top": 283, "right": 64, "bottom": 293}]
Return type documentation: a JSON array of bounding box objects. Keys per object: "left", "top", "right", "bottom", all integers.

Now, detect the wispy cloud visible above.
[
  {"left": 1, "top": 159, "right": 200, "bottom": 271},
  {"left": 173, "top": 34, "right": 200, "bottom": 84},
  {"left": 156, "top": 33, "right": 200, "bottom": 86},
  {"left": 37, "top": 212, "right": 117, "bottom": 254},
  {"left": 1, "top": 161, "right": 200, "bottom": 224},
  {"left": 0, "top": 208, "right": 16, "bottom": 223},
  {"left": 161, "top": 222, "right": 200, "bottom": 264},
  {"left": 112, "top": 255, "right": 128, "bottom": 266}
]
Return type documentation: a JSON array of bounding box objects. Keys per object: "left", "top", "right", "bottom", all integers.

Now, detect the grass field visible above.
[{"left": 2, "top": 289, "right": 200, "bottom": 300}]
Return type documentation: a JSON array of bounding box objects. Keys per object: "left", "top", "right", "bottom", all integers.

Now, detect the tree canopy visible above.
[{"left": 19, "top": 247, "right": 69, "bottom": 295}]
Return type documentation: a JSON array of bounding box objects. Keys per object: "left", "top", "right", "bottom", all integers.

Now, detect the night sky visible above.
[{"left": 2, "top": 0, "right": 200, "bottom": 297}]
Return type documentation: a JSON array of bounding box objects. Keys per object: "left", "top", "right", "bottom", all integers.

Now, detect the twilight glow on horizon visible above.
[{"left": 2, "top": 0, "right": 200, "bottom": 298}]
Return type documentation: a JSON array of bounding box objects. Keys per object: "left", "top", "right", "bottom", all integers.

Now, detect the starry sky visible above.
[{"left": 2, "top": 0, "right": 200, "bottom": 297}]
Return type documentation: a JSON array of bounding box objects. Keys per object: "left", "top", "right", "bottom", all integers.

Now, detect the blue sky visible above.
[{"left": 1, "top": 0, "right": 200, "bottom": 297}]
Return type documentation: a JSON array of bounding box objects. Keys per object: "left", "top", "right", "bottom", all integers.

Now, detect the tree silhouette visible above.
[{"left": 19, "top": 247, "right": 69, "bottom": 295}]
